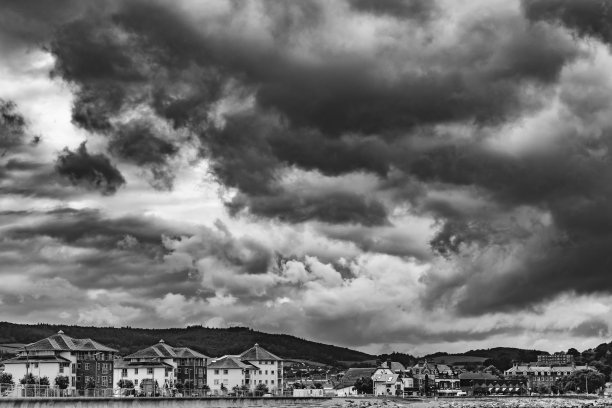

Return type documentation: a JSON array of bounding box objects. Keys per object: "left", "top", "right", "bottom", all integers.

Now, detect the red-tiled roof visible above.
[
  {"left": 334, "top": 367, "right": 377, "bottom": 389},
  {"left": 239, "top": 344, "right": 281, "bottom": 361}
]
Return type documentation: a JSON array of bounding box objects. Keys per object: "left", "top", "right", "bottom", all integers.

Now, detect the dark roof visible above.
[
  {"left": 335, "top": 367, "right": 377, "bottom": 389},
  {"left": 114, "top": 359, "right": 173, "bottom": 369},
  {"left": 431, "top": 355, "right": 489, "bottom": 365},
  {"left": 3, "top": 355, "right": 71, "bottom": 364},
  {"left": 459, "top": 372, "right": 499, "bottom": 380},
  {"left": 239, "top": 344, "right": 281, "bottom": 361},
  {"left": 208, "top": 356, "right": 257, "bottom": 370},
  {"left": 23, "top": 331, "right": 117, "bottom": 353},
  {"left": 124, "top": 340, "right": 208, "bottom": 360}
]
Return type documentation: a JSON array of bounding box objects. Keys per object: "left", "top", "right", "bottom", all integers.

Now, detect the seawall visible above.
[{"left": 0, "top": 397, "right": 330, "bottom": 408}]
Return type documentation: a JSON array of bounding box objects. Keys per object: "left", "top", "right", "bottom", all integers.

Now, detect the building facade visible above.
[
  {"left": 536, "top": 353, "right": 575, "bottom": 366},
  {"left": 1, "top": 331, "right": 117, "bottom": 392},
  {"left": 504, "top": 362, "right": 591, "bottom": 391},
  {"left": 118, "top": 339, "right": 208, "bottom": 394},
  {"left": 239, "top": 344, "right": 283, "bottom": 392}
]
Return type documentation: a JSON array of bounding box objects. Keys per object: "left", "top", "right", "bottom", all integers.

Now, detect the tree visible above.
[
  {"left": 55, "top": 376, "right": 69, "bottom": 390},
  {"left": 314, "top": 382, "right": 323, "bottom": 389},
  {"left": 557, "top": 369, "right": 606, "bottom": 394},
  {"left": 20, "top": 373, "right": 37, "bottom": 385},
  {"left": 117, "top": 379, "right": 134, "bottom": 389},
  {"left": 39, "top": 377, "right": 49, "bottom": 386},
  {"left": 0, "top": 372, "right": 14, "bottom": 385},
  {"left": 353, "top": 377, "right": 373, "bottom": 394},
  {"left": 255, "top": 383, "right": 269, "bottom": 394},
  {"left": 85, "top": 377, "right": 96, "bottom": 389},
  {"left": 202, "top": 384, "right": 210, "bottom": 395}
]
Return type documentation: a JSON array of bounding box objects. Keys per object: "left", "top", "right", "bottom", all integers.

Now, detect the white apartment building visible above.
[
  {"left": 1, "top": 331, "right": 117, "bottom": 391},
  {"left": 117, "top": 339, "right": 208, "bottom": 392},
  {"left": 206, "top": 355, "right": 257, "bottom": 394},
  {"left": 239, "top": 343, "right": 283, "bottom": 392}
]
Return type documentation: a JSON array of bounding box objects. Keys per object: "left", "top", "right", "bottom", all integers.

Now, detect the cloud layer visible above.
[{"left": 2, "top": 0, "right": 612, "bottom": 354}]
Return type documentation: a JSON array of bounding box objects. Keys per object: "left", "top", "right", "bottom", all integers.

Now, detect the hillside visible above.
[{"left": 0, "top": 322, "right": 373, "bottom": 365}]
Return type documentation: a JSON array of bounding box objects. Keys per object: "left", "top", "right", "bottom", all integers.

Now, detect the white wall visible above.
[
  {"left": 248, "top": 360, "right": 280, "bottom": 391},
  {"left": 206, "top": 368, "right": 244, "bottom": 393},
  {"left": 3, "top": 362, "right": 61, "bottom": 386},
  {"left": 335, "top": 386, "right": 358, "bottom": 396},
  {"left": 114, "top": 366, "right": 171, "bottom": 390}
]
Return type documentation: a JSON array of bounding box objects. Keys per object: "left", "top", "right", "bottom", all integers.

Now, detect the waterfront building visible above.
[
  {"left": 206, "top": 355, "right": 258, "bottom": 394},
  {"left": 119, "top": 339, "right": 208, "bottom": 393},
  {"left": 333, "top": 367, "right": 376, "bottom": 396},
  {"left": 372, "top": 366, "right": 402, "bottom": 396},
  {"left": 504, "top": 362, "right": 591, "bottom": 391},
  {"left": 239, "top": 343, "right": 284, "bottom": 392},
  {"left": 1, "top": 331, "right": 117, "bottom": 392}
]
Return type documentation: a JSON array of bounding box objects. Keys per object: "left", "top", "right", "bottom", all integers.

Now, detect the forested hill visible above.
[{"left": 0, "top": 322, "right": 373, "bottom": 365}]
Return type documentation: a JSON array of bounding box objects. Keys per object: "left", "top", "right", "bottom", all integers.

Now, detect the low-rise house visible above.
[
  {"left": 1, "top": 331, "right": 117, "bottom": 392},
  {"left": 333, "top": 367, "right": 376, "bottom": 396},
  {"left": 372, "top": 368, "right": 402, "bottom": 396}
]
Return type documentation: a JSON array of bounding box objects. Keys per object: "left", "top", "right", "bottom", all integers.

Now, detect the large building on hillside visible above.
[
  {"left": 1, "top": 331, "right": 117, "bottom": 391},
  {"left": 117, "top": 340, "right": 208, "bottom": 393},
  {"left": 536, "top": 353, "right": 575, "bottom": 366}
]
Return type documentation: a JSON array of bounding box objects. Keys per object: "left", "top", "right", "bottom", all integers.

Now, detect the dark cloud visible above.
[
  {"left": 0, "top": 99, "right": 27, "bottom": 152},
  {"left": 522, "top": 0, "right": 612, "bottom": 46},
  {"left": 56, "top": 142, "right": 126, "bottom": 195},
  {"left": 348, "top": 0, "right": 438, "bottom": 20},
  {"left": 570, "top": 319, "right": 610, "bottom": 338},
  {"left": 229, "top": 190, "right": 389, "bottom": 227}
]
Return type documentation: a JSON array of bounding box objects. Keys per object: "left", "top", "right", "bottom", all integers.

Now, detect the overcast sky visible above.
[{"left": 2, "top": 0, "right": 612, "bottom": 356}]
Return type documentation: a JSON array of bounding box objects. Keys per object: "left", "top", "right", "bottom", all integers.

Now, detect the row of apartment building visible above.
[{"left": 0, "top": 331, "right": 283, "bottom": 395}]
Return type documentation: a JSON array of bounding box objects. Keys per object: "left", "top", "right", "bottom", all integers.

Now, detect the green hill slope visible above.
[{"left": 0, "top": 322, "right": 373, "bottom": 365}]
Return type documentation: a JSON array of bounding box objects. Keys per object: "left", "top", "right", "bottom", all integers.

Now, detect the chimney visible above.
[{"left": 387, "top": 359, "right": 392, "bottom": 370}]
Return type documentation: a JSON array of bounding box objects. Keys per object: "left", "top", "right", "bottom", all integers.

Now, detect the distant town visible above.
[{"left": 0, "top": 330, "right": 610, "bottom": 398}]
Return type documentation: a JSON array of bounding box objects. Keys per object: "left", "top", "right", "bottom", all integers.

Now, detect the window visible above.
[
  {"left": 72, "top": 365, "right": 75, "bottom": 374},
  {"left": 259, "top": 371, "right": 262, "bottom": 375},
  {"left": 85, "top": 363, "right": 90, "bottom": 370},
  {"left": 271, "top": 371, "right": 274, "bottom": 375},
  {"left": 147, "top": 368, "right": 153, "bottom": 374},
  {"left": 214, "top": 369, "right": 219, "bottom": 375},
  {"left": 271, "top": 380, "right": 274, "bottom": 384},
  {"left": 265, "top": 370, "right": 268, "bottom": 375},
  {"left": 214, "top": 380, "right": 219, "bottom": 385},
  {"left": 134, "top": 379, "right": 138, "bottom": 386},
  {"left": 102, "top": 376, "right": 108, "bottom": 387},
  {"left": 102, "top": 363, "right": 108, "bottom": 373},
  {"left": 223, "top": 370, "right": 228, "bottom": 375},
  {"left": 178, "top": 368, "right": 181, "bottom": 373},
  {"left": 223, "top": 379, "right": 228, "bottom": 384},
  {"left": 71, "top": 377, "right": 75, "bottom": 386},
  {"left": 265, "top": 380, "right": 268, "bottom": 384},
  {"left": 121, "top": 369, "right": 127, "bottom": 377},
  {"left": 34, "top": 363, "right": 39, "bottom": 368},
  {"left": 135, "top": 368, "right": 138, "bottom": 375},
  {"left": 77, "top": 363, "right": 82, "bottom": 369},
  {"left": 60, "top": 366, "right": 64, "bottom": 373}
]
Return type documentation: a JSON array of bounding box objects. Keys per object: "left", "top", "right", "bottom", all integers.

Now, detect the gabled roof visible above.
[
  {"left": 124, "top": 340, "right": 208, "bottom": 360},
  {"left": 334, "top": 367, "right": 377, "bottom": 389},
  {"left": 239, "top": 343, "right": 281, "bottom": 361},
  {"left": 208, "top": 355, "right": 257, "bottom": 370},
  {"left": 372, "top": 372, "right": 400, "bottom": 384},
  {"left": 22, "top": 331, "right": 117, "bottom": 353},
  {"left": 114, "top": 359, "right": 173, "bottom": 369},
  {"left": 459, "top": 372, "right": 499, "bottom": 380},
  {"left": 2, "top": 355, "right": 71, "bottom": 364}
]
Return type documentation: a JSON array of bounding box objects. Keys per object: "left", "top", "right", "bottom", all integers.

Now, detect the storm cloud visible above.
[{"left": 4, "top": 0, "right": 612, "bottom": 354}]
